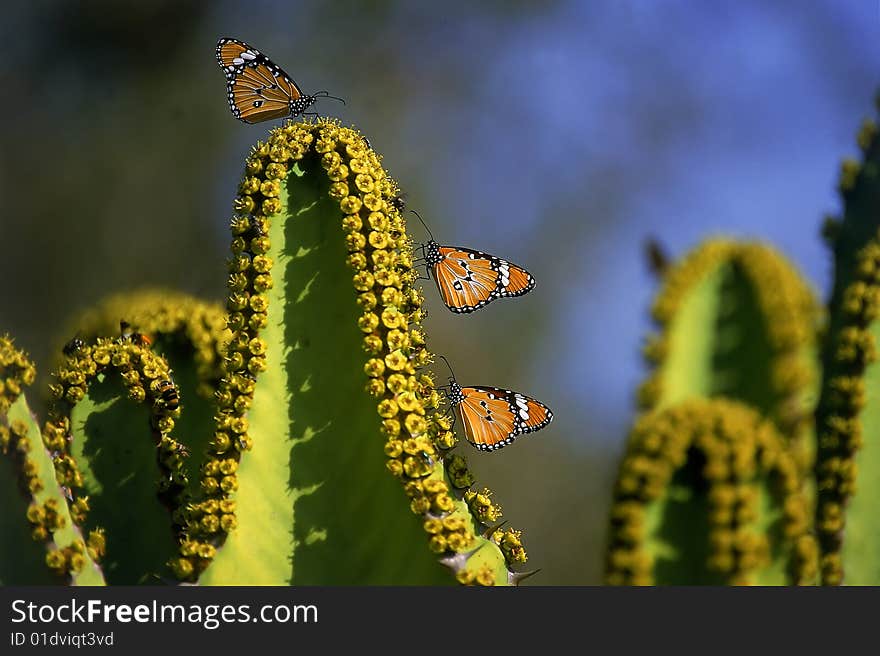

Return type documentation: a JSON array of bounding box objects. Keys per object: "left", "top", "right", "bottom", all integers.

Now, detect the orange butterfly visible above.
[
  {"left": 411, "top": 212, "right": 536, "bottom": 313},
  {"left": 436, "top": 358, "right": 553, "bottom": 451},
  {"left": 216, "top": 37, "right": 342, "bottom": 124},
  {"left": 446, "top": 379, "right": 553, "bottom": 452}
]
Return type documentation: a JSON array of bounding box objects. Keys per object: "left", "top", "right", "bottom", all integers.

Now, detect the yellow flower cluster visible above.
[
  {"left": 815, "top": 232, "right": 880, "bottom": 585},
  {"left": 464, "top": 488, "right": 503, "bottom": 525},
  {"left": 43, "top": 529, "right": 106, "bottom": 578},
  {"left": 813, "top": 109, "right": 879, "bottom": 585},
  {"left": 62, "top": 289, "right": 231, "bottom": 400},
  {"left": 45, "top": 540, "right": 89, "bottom": 577},
  {"left": 456, "top": 565, "right": 497, "bottom": 586},
  {"left": 0, "top": 335, "right": 36, "bottom": 415},
  {"left": 1, "top": 420, "right": 46, "bottom": 498},
  {"left": 490, "top": 527, "right": 528, "bottom": 566}
]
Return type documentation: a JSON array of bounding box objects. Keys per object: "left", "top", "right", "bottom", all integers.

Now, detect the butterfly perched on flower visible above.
[
  {"left": 445, "top": 379, "right": 553, "bottom": 452},
  {"left": 216, "top": 37, "right": 343, "bottom": 124},
  {"left": 410, "top": 212, "right": 536, "bottom": 313},
  {"left": 436, "top": 356, "right": 553, "bottom": 452}
]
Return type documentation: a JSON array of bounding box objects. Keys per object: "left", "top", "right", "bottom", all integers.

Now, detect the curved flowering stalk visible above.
[
  {"left": 177, "top": 120, "right": 520, "bottom": 585},
  {"left": 815, "top": 99, "right": 880, "bottom": 584},
  {"left": 0, "top": 336, "right": 100, "bottom": 583},
  {"left": 639, "top": 239, "right": 820, "bottom": 471},
  {"left": 45, "top": 338, "right": 188, "bottom": 584},
  {"left": 605, "top": 398, "right": 818, "bottom": 585},
  {"left": 60, "top": 289, "right": 230, "bottom": 486},
  {"left": 60, "top": 288, "right": 229, "bottom": 401}
]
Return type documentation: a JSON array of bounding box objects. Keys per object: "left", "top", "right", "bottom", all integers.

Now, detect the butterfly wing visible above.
[
  {"left": 217, "top": 38, "right": 255, "bottom": 69},
  {"left": 455, "top": 386, "right": 553, "bottom": 451},
  {"left": 432, "top": 247, "right": 499, "bottom": 313},
  {"left": 216, "top": 37, "right": 304, "bottom": 124},
  {"left": 500, "top": 260, "right": 536, "bottom": 296},
  {"left": 432, "top": 246, "right": 535, "bottom": 313}
]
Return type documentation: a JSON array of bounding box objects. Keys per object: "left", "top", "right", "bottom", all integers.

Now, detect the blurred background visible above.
[{"left": 0, "top": 0, "right": 877, "bottom": 584}]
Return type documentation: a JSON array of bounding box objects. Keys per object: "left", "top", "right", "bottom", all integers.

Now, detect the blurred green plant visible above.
[
  {"left": 606, "top": 94, "right": 880, "bottom": 585},
  {"left": 606, "top": 398, "right": 817, "bottom": 585},
  {"left": 0, "top": 120, "right": 529, "bottom": 586},
  {"left": 814, "top": 111, "right": 880, "bottom": 585}
]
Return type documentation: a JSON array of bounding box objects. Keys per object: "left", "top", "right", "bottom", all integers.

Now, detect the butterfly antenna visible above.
[
  {"left": 315, "top": 91, "right": 346, "bottom": 105},
  {"left": 438, "top": 355, "right": 457, "bottom": 381},
  {"left": 410, "top": 210, "right": 435, "bottom": 242}
]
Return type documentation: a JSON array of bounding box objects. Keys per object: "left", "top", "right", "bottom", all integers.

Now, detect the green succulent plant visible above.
[
  {"left": 814, "top": 112, "right": 880, "bottom": 585},
  {"left": 0, "top": 120, "right": 530, "bottom": 587},
  {"left": 606, "top": 94, "right": 880, "bottom": 585},
  {"left": 6, "top": 95, "right": 879, "bottom": 587}
]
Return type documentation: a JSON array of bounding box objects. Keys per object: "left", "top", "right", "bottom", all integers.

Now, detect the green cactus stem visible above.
[
  {"left": 815, "top": 97, "right": 880, "bottom": 585},
  {"left": 639, "top": 239, "right": 820, "bottom": 470},
  {"left": 60, "top": 289, "right": 230, "bottom": 488},
  {"left": 45, "top": 338, "right": 188, "bottom": 584},
  {"left": 179, "top": 120, "right": 519, "bottom": 586},
  {"left": 605, "top": 398, "right": 818, "bottom": 585},
  {"left": 0, "top": 336, "right": 104, "bottom": 585}
]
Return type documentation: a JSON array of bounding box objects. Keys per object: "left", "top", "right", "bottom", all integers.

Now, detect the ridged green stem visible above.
[
  {"left": 640, "top": 240, "right": 819, "bottom": 470},
  {"left": 815, "top": 101, "right": 880, "bottom": 584},
  {"left": 61, "top": 290, "right": 230, "bottom": 494},
  {"left": 46, "top": 339, "right": 188, "bottom": 584},
  {"left": 0, "top": 337, "right": 104, "bottom": 585},
  {"left": 181, "top": 121, "right": 519, "bottom": 585},
  {"left": 606, "top": 399, "right": 817, "bottom": 585}
]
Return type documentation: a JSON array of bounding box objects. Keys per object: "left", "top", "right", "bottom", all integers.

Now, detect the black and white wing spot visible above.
[
  {"left": 514, "top": 393, "right": 531, "bottom": 422},
  {"left": 449, "top": 258, "right": 499, "bottom": 312},
  {"left": 497, "top": 261, "right": 511, "bottom": 288}
]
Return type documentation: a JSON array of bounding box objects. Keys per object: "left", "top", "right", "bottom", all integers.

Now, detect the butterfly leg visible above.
[
  {"left": 412, "top": 244, "right": 429, "bottom": 268},
  {"left": 415, "top": 254, "right": 432, "bottom": 282},
  {"left": 428, "top": 384, "right": 458, "bottom": 433}
]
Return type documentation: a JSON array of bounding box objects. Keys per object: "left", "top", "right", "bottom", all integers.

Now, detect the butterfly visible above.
[
  {"left": 444, "top": 378, "right": 553, "bottom": 452},
  {"left": 216, "top": 37, "right": 342, "bottom": 124},
  {"left": 411, "top": 212, "right": 536, "bottom": 313}
]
